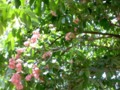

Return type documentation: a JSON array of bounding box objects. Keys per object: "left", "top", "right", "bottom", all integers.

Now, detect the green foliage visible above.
[{"left": 0, "top": 0, "right": 120, "bottom": 90}]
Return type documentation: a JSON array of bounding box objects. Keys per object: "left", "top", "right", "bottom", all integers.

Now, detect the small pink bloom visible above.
[
  {"left": 16, "top": 83, "right": 23, "bottom": 90},
  {"left": 32, "top": 30, "right": 40, "bottom": 38},
  {"left": 8, "top": 58, "right": 16, "bottom": 69},
  {"left": 42, "top": 51, "right": 52, "bottom": 59},
  {"left": 30, "top": 35, "right": 38, "bottom": 43},
  {"left": 33, "top": 73, "right": 39, "bottom": 79},
  {"left": 24, "top": 41, "right": 30, "bottom": 47},
  {"left": 10, "top": 73, "right": 21, "bottom": 85},
  {"left": 32, "top": 65, "right": 40, "bottom": 80},
  {"left": 65, "top": 32, "right": 75, "bottom": 41},
  {"left": 16, "top": 63, "right": 22, "bottom": 72},
  {"left": 25, "top": 74, "right": 33, "bottom": 81},
  {"left": 15, "top": 54, "right": 20, "bottom": 59},
  {"left": 34, "top": 67, "right": 40, "bottom": 74},
  {"left": 10, "top": 73, "right": 23, "bottom": 90},
  {"left": 65, "top": 32, "right": 71, "bottom": 41},
  {"left": 16, "top": 48, "right": 25, "bottom": 54}
]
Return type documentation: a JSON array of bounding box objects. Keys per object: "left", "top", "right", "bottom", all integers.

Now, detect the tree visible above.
[{"left": 0, "top": 0, "right": 120, "bottom": 89}]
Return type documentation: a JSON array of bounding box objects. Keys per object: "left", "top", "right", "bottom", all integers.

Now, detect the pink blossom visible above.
[
  {"left": 16, "top": 63, "right": 22, "bottom": 72},
  {"left": 24, "top": 41, "right": 30, "bottom": 47},
  {"left": 32, "top": 30, "right": 40, "bottom": 38},
  {"left": 16, "top": 83, "right": 23, "bottom": 90},
  {"left": 65, "top": 32, "right": 75, "bottom": 41},
  {"left": 33, "top": 74, "right": 39, "bottom": 79},
  {"left": 30, "top": 34, "right": 38, "bottom": 43},
  {"left": 42, "top": 51, "right": 52, "bottom": 59},
  {"left": 30, "top": 30, "right": 40, "bottom": 44},
  {"left": 8, "top": 58, "right": 16, "bottom": 69},
  {"left": 25, "top": 74, "right": 33, "bottom": 81},
  {"left": 15, "top": 54, "right": 20, "bottom": 59},
  {"left": 16, "top": 48, "right": 25, "bottom": 54},
  {"left": 10, "top": 73, "right": 23, "bottom": 90},
  {"left": 32, "top": 65, "right": 40, "bottom": 80},
  {"left": 10, "top": 73, "right": 21, "bottom": 85},
  {"left": 65, "top": 32, "right": 72, "bottom": 41}
]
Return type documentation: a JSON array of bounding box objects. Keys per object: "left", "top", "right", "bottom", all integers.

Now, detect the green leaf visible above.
[
  {"left": 14, "top": 0, "right": 21, "bottom": 8},
  {"left": 0, "top": 24, "right": 4, "bottom": 36},
  {"left": 29, "top": 0, "right": 35, "bottom": 6},
  {"left": 27, "top": 60, "right": 35, "bottom": 63}
]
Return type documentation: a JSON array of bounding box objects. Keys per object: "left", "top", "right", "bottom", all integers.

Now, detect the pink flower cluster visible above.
[
  {"left": 25, "top": 74, "right": 33, "bottom": 81},
  {"left": 8, "top": 30, "right": 41, "bottom": 89},
  {"left": 8, "top": 58, "right": 23, "bottom": 73},
  {"left": 25, "top": 65, "right": 40, "bottom": 81},
  {"left": 16, "top": 61, "right": 22, "bottom": 72},
  {"left": 32, "top": 65, "right": 40, "bottom": 79},
  {"left": 15, "top": 48, "right": 25, "bottom": 59},
  {"left": 10, "top": 73, "right": 23, "bottom": 90},
  {"left": 8, "top": 58, "right": 16, "bottom": 69},
  {"left": 9, "top": 58, "right": 23, "bottom": 89},
  {"left": 65, "top": 32, "right": 76, "bottom": 41},
  {"left": 42, "top": 51, "right": 52, "bottom": 59},
  {"left": 8, "top": 48, "right": 24, "bottom": 89},
  {"left": 16, "top": 48, "right": 25, "bottom": 55},
  {"left": 24, "top": 30, "right": 40, "bottom": 47}
]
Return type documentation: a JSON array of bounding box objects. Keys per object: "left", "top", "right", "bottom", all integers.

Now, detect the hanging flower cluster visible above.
[
  {"left": 8, "top": 28, "right": 75, "bottom": 89},
  {"left": 24, "top": 30, "right": 40, "bottom": 48},
  {"left": 32, "top": 65, "right": 40, "bottom": 79},
  {"left": 8, "top": 58, "right": 16, "bottom": 69},
  {"left": 10, "top": 73, "right": 23, "bottom": 90},
  {"left": 42, "top": 51, "right": 52, "bottom": 60},
  {"left": 25, "top": 74, "right": 33, "bottom": 81},
  {"left": 25, "top": 65, "right": 40, "bottom": 81},
  {"left": 8, "top": 30, "right": 41, "bottom": 90},
  {"left": 9, "top": 49, "right": 24, "bottom": 90}
]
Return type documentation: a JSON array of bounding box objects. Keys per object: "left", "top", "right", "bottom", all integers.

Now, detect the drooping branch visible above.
[{"left": 82, "top": 31, "right": 120, "bottom": 38}]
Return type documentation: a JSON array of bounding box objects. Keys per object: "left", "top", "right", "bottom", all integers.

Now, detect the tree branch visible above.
[
  {"left": 61, "top": 46, "right": 72, "bottom": 55},
  {"left": 50, "top": 35, "right": 64, "bottom": 46},
  {"left": 82, "top": 31, "right": 120, "bottom": 38}
]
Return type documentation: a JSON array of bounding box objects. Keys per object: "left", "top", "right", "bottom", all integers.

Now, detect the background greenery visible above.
[{"left": 0, "top": 0, "right": 120, "bottom": 89}]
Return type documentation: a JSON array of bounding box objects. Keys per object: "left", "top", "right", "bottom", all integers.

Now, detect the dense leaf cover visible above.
[{"left": 0, "top": 0, "right": 120, "bottom": 89}]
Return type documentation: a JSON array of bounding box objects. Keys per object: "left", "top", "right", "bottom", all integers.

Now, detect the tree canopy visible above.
[{"left": 0, "top": 0, "right": 120, "bottom": 90}]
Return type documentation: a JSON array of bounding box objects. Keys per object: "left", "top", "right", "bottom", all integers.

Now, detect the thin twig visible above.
[{"left": 50, "top": 35, "right": 64, "bottom": 46}]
